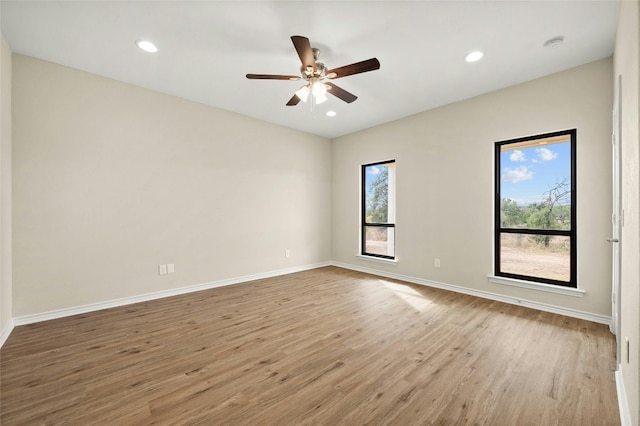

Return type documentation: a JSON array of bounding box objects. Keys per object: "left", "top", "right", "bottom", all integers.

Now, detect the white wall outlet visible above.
[
  {"left": 159, "top": 264, "right": 167, "bottom": 275},
  {"left": 167, "top": 263, "right": 175, "bottom": 274},
  {"left": 285, "top": 249, "right": 290, "bottom": 258},
  {"left": 434, "top": 259, "right": 441, "bottom": 268}
]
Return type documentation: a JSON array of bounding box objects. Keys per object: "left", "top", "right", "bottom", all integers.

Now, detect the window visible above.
[
  {"left": 361, "top": 160, "right": 396, "bottom": 259},
  {"left": 495, "top": 129, "right": 576, "bottom": 287}
]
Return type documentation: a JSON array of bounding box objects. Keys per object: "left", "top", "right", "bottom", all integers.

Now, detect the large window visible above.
[
  {"left": 495, "top": 130, "right": 576, "bottom": 287},
  {"left": 361, "top": 160, "right": 396, "bottom": 259}
]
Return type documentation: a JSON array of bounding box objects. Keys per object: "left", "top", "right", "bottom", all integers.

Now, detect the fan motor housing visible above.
[{"left": 301, "top": 62, "right": 326, "bottom": 81}]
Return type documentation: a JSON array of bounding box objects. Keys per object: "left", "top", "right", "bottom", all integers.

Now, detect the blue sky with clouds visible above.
[
  {"left": 500, "top": 142, "right": 571, "bottom": 206},
  {"left": 365, "top": 163, "right": 393, "bottom": 194}
]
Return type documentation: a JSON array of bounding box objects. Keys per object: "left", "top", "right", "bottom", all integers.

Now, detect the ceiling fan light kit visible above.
[
  {"left": 295, "top": 85, "right": 310, "bottom": 102},
  {"left": 247, "top": 35, "right": 380, "bottom": 107}
]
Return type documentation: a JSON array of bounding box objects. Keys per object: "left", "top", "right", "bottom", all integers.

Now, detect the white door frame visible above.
[{"left": 611, "top": 74, "right": 622, "bottom": 366}]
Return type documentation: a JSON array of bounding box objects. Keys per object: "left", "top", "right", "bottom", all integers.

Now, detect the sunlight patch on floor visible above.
[{"left": 380, "top": 280, "right": 434, "bottom": 312}]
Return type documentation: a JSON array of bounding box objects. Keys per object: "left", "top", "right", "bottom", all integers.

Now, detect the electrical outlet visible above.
[
  {"left": 285, "top": 249, "right": 290, "bottom": 258},
  {"left": 434, "top": 259, "right": 441, "bottom": 268},
  {"left": 159, "top": 264, "right": 167, "bottom": 275},
  {"left": 167, "top": 264, "right": 175, "bottom": 274}
]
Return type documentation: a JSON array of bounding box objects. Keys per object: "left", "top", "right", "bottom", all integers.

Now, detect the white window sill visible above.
[
  {"left": 487, "top": 275, "right": 585, "bottom": 297},
  {"left": 357, "top": 254, "right": 398, "bottom": 265}
]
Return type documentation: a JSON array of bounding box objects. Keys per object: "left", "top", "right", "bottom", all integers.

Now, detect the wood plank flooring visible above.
[{"left": 1, "top": 266, "right": 619, "bottom": 425}]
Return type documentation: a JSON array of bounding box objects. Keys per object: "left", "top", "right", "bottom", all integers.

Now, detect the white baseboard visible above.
[
  {"left": 13, "top": 262, "right": 332, "bottom": 326},
  {"left": 616, "top": 368, "right": 632, "bottom": 426},
  {"left": 0, "top": 318, "right": 15, "bottom": 349},
  {"left": 331, "top": 261, "right": 612, "bottom": 325},
  {"left": 10, "top": 259, "right": 612, "bottom": 327}
]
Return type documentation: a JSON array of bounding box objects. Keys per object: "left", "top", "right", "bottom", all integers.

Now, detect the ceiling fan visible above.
[{"left": 246, "top": 35, "right": 380, "bottom": 106}]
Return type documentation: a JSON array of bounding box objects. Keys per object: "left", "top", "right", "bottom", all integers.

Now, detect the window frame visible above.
[
  {"left": 494, "top": 129, "right": 577, "bottom": 288},
  {"left": 361, "top": 159, "right": 396, "bottom": 260}
]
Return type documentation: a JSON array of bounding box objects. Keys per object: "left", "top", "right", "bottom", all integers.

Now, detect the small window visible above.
[
  {"left": 495, "top": 130, "right": 576, "bottom": 287},
  {"left": 361, "top": 160, "right": 396, "bottom": 259}
]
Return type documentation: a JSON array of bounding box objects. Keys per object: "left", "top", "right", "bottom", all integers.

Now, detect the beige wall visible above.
[
  {"left": 1, "top": 34, "right": 12, "bottom": 336},
  {"left": 332, "top": 58, "right": 613, "bottom": 317},
  {"left": 614, "top": 0, "right": 640, "bottom": 423},
  {"left": 12, "top": 54, "right": 331, "bottom": 316}
]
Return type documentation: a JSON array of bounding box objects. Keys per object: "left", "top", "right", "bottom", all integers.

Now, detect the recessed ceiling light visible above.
[
  {"left": 465, "top": 51, "right": 484, "bottom": 63},
  {"left": 135, "top": 39, "right": 158, "bottom": 53},
  {"left": 326, "top": 110, "right": 337, "bottom": 117}
]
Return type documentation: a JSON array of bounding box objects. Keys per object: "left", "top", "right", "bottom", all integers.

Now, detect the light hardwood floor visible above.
[{"left": 1, "top": 266, "right": 619, "bottom": 425}]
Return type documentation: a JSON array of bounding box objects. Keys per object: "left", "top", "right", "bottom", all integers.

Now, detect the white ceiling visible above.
[{"left": 1, "top": 1, "right": 619, "bottom": 139}]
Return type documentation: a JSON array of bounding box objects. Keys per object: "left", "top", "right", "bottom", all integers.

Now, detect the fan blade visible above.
[
  {"left": 246, "top": 73, "right": 300, "bottom": 81},
  {"left": 286, "top": 94, "right": 301, "bottom": 106},
  {"left": 291, "top": 36, "right": 316, "bottom": 72},
  {"left": 325, "top": 82, "right": 357, "bottom": 103},
  {"left": 326, "top": 58, "right": 380, "bottom": 79}
]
